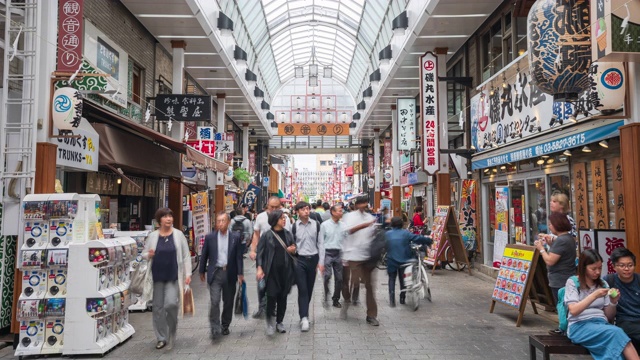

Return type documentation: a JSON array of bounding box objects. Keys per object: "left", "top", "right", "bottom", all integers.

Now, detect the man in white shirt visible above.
[
  {"left": 320, "top": 204, "right": 345, "bottom": 308},
  {"left": 340, "top": 196, "right": 379, "bottom": 326},
  {"left": 249, "top": 196, "right": 291, "bottom": 318}
]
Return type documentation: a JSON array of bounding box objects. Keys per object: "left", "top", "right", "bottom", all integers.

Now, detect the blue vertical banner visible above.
[{"left": 241, "top": 183, "right": 261, "bottom": 211}]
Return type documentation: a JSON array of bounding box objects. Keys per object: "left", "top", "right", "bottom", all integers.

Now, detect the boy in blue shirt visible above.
[{"left": 606, "top": 247, "right": 640, "bottom": 352}]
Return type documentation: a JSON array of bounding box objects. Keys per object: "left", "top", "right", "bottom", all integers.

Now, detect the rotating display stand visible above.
[{"left": 115, "top": 231, "right": 150, "bottom": 311}]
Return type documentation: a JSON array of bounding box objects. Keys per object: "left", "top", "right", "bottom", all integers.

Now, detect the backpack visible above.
[
  {"left": 557, "top": 275, "right": 609, "bottom": 332},
  {"left": 231, "top": 218, "right": 246, "bottom": 243},
  {"left": 369, "top": 227, "right": 386, "bottom": 262}
]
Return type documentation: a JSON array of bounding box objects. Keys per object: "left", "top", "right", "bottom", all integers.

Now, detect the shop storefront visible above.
[{"left": 470, "top": 55, "right": 626, "bottom": 267}]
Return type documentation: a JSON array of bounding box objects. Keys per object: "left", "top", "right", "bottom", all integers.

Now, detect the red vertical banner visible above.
[
  {"left": 249, "top": 151, "right": 256, "bottom": 174},
  {"left": 383, "top": 138, "right": 392, "bottom": 167},
  {"left": 57, "top": 0, "right": 84, "bottom": 72},
  {"left": 368, "top": 154, "right": 375, "bottom": 176}
]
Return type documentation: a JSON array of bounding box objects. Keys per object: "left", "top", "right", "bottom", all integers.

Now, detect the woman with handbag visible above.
[
  {"left": 142, "top": 207, "right": 192, "bottom": 350},
  {"left": 256, "top": 209, "right": 297, "bottom": 336}
]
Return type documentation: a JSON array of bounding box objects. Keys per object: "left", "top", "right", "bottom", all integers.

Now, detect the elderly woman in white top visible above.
[{"left": 142, "top": 207, "right": 191, "bottom": 350}]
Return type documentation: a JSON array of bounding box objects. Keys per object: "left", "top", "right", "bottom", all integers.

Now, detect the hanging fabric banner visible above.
[{"left": 458, "top": 180, "right": 477, "bottom": 247}]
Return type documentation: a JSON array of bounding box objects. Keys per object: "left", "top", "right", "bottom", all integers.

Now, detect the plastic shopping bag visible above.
[
  {"left": 129, "top": 260, "right": 147, "bottom": 295},
  {"left": 183, "top": 285, "right": 195, "bottom": 316}
]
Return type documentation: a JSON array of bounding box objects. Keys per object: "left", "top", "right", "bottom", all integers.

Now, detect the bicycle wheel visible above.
[
  {"left": 420, "top": 266, "right": 431, "bottom": 302},
  {"left": 445, "top": 246, "right": 467, "bottom": 271},
  {"left": 411, "top": 288, "right": 420, "bottom": 311}
]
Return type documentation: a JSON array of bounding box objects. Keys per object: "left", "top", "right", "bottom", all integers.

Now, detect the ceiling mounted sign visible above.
[
  {"left": 277, "top": 123, "right": 347, "bottom": 136},
  {"left": 155, "top": 94, "right": 212, "bottom": 121},
  {"left": 527, "top": 0, "right": 591, "bottom": 101},
  {"left": 592, "top": 0, "right": 640, "bottom": 61}
]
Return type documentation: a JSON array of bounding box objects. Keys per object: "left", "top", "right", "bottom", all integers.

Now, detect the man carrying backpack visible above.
[
  {"left": 292, "top": 201, "right": 324, "bottom": 332},
  {"left": 231, "top": 205, "right": 252, "bottom": 255}
]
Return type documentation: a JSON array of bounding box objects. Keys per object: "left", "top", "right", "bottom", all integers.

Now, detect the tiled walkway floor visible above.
[{"left": 2, "top": 261, "right": 591, "bottom": 359}]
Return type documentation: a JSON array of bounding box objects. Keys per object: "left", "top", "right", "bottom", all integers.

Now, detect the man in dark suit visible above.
[{"left": 199, "top": 212, "right": 244, "bottom": 339}]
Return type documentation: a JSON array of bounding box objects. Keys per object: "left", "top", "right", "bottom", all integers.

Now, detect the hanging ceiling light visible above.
[
  {"left": 296, "top": 96, "right": 303, "bottom": 109},
  {"left": 325, "top": 112, "right": 333, "bottom": 122},
  {"left": 563, "top": 149, "right": 572, "bottom": 156},
  {"left": 568, "top": 114, "right": 577, "bottom": 123},
  {"left": 599, "top": 139, "right": 609, "bottom": 148},
  {"left": 536, "top": 158, "right": 545, "bottom": 165},
  {"left": 582, "top": 145, "right": 592, "bottom": 152},
  {"left": 546, "top": 158, "right": 555, "bottom": 164},
  {"left": 310, "top": 112, "right": 317, "bottom": 123},
  {"left": 341, "top": 112, "right": 348, "bottom": 123},
  {"left": 325, "top": 97, "right": 333, "bottom": 109},
  {"left": 310, "top": 96, "right": 317, "bottom": 109},
  {"left": 295, "top": 112, "right": 302, "bottom": 123},
  {"left": 279, "top": 112, "right": 286, "bottom": 122}
]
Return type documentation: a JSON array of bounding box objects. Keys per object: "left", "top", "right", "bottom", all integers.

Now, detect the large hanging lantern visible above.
[
  {"left": 527, "top": 0, "right": 591, "bottom": 101},
  {"left": 591, "top": 62, "right": 625, "bottom": 115},
  {"left": 52, "top": 87, "right": 83, "bottom": 130}
]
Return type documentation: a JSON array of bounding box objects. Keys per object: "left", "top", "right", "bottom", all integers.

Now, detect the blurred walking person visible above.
[{"left": 320, "top": 204, "right": 346, "bottom": 308}]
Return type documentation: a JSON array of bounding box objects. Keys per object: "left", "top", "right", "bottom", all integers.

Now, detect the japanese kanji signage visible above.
[
  {"left": 383, "top": 138, "right": 392, "bottom": 168},
  {"left": 573, "top": 162, "right": 589, "bottom": 230},
  {"left": 592, "top": 0, "right": 640, "bottom": 61},
  {"left": 611, "top": 157, "right": 625, "bottom": 229},
  {"left": 86, "top": 172, "right": 118, "bottom": 195},
  {"left": 277, "top": 123, "right": 347, "bottom": 136},
  {"left": 155, "top": 95, "right": 211, "bottom": 121},
  {"left": 249, "top": 151, "right": 256, "bottom": 175},
  {"left": 596, "top": 230, "right": 627, "bottom": 274},
  {"left": 57, "top": 0, "right": 83, "bottom": 72},
  {"left": 53, "top": 122, "right": 99, "bottom": 172},
  {"left": 368, "top": 154, "right": 375, "bottom": 176},
  {"left": 84, "top": 21, "right": 128, "bottom": 108},
  {"left": 591, "top": 160, "right": 609, "bottom": 229},
  {"left": 397, "top": 98, "right": 416, "bottom": 151},
  {"left": 420, "top": 51, "right": 439, "bottom": 175},
  {"left": 186, "top": 140, "right": 215, "bottom": 157},
  {"left": 121, "top": 176, "right": 144, "bottom": 196},
  {"left": 197, "top": 126, "right": 214, "bottom": 140}
]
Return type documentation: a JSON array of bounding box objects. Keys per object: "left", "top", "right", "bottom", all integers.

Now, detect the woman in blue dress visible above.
[{"left": 565, "top": 249, "right": 639, "bottom": 360}]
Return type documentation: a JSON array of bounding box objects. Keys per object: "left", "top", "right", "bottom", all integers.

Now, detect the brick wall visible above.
[{"left": 83, "top": 0, "right": 156, "bottom": 103}]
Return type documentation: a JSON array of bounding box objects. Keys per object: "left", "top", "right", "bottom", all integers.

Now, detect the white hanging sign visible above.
[
  {"left": 52, "top": 87, "right": 83, "bottom": 130},
  {"left": 397, "top": 98, "right": 416, "bottom": 151},
  {"left": 420, "top": 52, "right": 439, "bottom": 175}
]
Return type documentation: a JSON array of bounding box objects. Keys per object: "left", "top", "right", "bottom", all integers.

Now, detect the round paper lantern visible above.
[
  {"left": 527, "top": 0, "right": 591, "bottom": 101},
  {"left": 591, "top": 62, "right": 625, "bottom": 115},
  {"left": 52, "top": 87, "right": 83, "bottom": 130}
]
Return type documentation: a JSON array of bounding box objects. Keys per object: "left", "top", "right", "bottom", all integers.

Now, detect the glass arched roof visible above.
[{"left": 218, "top": 0, "right": 407, "bottom": 101}]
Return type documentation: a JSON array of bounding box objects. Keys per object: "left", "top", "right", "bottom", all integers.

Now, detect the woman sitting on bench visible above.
[{"left": 565, "top": 249, "right": 639, "bottom": 360}]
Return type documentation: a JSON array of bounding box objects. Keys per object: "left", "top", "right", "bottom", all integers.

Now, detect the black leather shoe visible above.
[
  {"left": 332, "top": 300, "right": 342, "bottom": 308},
  {"left": 222, "top": 328, "right": 230, "bottom": 336},
  {"left": 399, "top": 295, "right": 406, "bottom": 305}
]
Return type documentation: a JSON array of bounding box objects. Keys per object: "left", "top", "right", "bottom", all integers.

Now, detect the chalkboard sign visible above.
[
  {"left": 155, "top": 94, "right": 211, "bottom": 121},
  {"left": 425, "top": 205, "right": 471, "bottom": 275},
  {"left": 490, "top": 244, "right": 549, "bottom": 326}
]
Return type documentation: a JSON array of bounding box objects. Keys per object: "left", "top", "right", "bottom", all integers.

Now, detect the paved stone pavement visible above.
[{"left": 1, "top": 260, "right": 592, "bottom": 359}]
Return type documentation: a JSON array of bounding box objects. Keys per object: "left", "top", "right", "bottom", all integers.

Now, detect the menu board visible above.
[
  {"left": 425, "top": 206, "right": 449, "bottom": 265},
  {"left": 490, "top": 244, "right": 542, "bottom": 326},
  {"left": 492, "top": 247, "right": 534, "bottom": 308}
]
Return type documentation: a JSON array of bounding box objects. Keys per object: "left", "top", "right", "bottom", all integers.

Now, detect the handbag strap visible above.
[{"left": 271, "top": 230, "right": 297, "bottom": 263}]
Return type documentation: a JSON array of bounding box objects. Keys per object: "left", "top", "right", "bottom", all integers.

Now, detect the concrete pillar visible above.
[
  {"left": 170, "top": 40, "right": 186, "bottom": 141},
  {"left": 242, "top": 123, "right": 249, "bottom": 170},
  {"left": 391, "top": 104, "right": 401, "bottom": 216},
  {"left": 435, "top": 47, "right": 450, "bottom": 206},
  {"left": 373, "top": 129, "right": 381, "bottom": 209}
]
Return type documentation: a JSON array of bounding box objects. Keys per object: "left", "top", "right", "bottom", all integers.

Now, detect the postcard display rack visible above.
[{"left": 15, "top": 193, "right": 136, "bottom": 357}]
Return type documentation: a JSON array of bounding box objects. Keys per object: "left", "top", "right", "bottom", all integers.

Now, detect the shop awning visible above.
[
  {"left": 92, "top": 123, "right": 181, "bottom": 178},
  {"left": 185, "top": 146, "right": 229, "bottom": 172},
  {"left": 84, "top": 100, "right": 185, "bottom": 154},
  {"left": 471, "top": 119, "right": 625, "bottom": 170}
]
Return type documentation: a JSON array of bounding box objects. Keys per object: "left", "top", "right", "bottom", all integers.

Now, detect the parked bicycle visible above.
[{"left": 400, "top": 243, "right": 431, "bottom": 311}]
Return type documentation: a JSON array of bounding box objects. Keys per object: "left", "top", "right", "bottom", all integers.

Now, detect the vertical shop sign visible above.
[
  {"left": 368, "top": 154, "right": 375, "bottom": 176},
  {"left": 400, "top": 153, "right": 413, "bottom": 186},
  {"left": 495, "top": 187, "right": 509, "bottom": 232},
  {"left": 396, "top": 98, "right": 416, "bottom": 150},
  {"left": 383, "top": 139, "right": 392, "bottom": 168},
  {"left": 57, "top": 0, "right": 84, "bottom": 72},
  {"left": 458, "top": 180, "right": 477, "bottom": 248},
  {"left": 591, "top": 160, "right": 609, "bottom": 229},
  {"left": 191, "top": 191, "right": 210, "bottom": 255},
  {"left": 249, "top": 151, "right": 256, "bottom": 175},
  {"left": 420, "top": 52, "right": 439, "bottom": 175},
  {"left": 573, "top": 163, "right": 589, "bottom": 230},
  {"left": 611, "top": 157, "right": 625, "bottom": 229}
]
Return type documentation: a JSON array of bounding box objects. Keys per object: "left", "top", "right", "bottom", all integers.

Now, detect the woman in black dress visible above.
[{"left": 256, "top": 209, "right": 297, "bottom": 336}]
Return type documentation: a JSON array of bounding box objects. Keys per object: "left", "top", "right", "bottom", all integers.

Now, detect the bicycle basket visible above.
[{"left": 402, "top": 264, "right": 415, "bottom": 286}]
